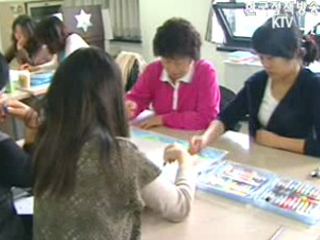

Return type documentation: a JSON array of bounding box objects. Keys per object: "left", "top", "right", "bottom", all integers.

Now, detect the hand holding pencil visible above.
[{"left": 163, "top": 143, "right": 193, "bottom": 169}]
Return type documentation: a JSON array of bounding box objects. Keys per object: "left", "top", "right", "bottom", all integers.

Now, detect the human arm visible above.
[
  {"left": 141, "top": 144, "right": 196, "bottom": 222},
  {"left": 21, "top": 54, "right": 58, "bottom": 72},
  {"left": 301, "top": 76, "right": 320, "bottom": 157},
  {"left": 189, "top": 84, "right": 249, "bottom": 154},
  {"left": 126, "top": 64, "right": 155, "bottom": 118},
  {"left": 0, "top": 100, "right": 39, "bottom": 145},
  {"left": 255, "top": 130, "right": 304, "bottom": 153},
  {"left": 188, "top": 119, "right": 225, "bottom": 155}
]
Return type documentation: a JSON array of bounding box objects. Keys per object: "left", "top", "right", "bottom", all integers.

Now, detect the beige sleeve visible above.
[{"left": 140, "top": 166, "right": 197, "bottom": 222}]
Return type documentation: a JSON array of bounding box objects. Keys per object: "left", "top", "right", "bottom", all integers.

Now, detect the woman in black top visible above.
[
  {"left": 190, "top": 16, "right": 320, "bottom": 157},
  {"left": 0, "top": 53, "right": 32, "bottom": 240}
]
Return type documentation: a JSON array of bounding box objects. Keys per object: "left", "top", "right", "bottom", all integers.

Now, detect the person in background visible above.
[
  {"left": 35, "top": 16, "right": 89, "bottom": 65},
  {"left": 189, "top": 16, "right": 320, "bottom": 158},
  {"left": 305, "top": 22, "right": 320, "bottom": 73},
  {"left": 126, "top": 18, "right": 220, "bottom": 130},
  {"left": 5, "top": 48, "right": 196, "bottom": 240},
  {"left": 4, "top": 15, "right": 54, "bottom": 70},
  {"left": 0, "top": 53, "right": 33, "bottom": 240}
]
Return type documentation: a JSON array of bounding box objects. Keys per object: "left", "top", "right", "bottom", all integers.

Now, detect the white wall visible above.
[
  {"left": 0, "top": 0, "right": 229, "bottom": 84},
  {"left": 109, "top": 0, "right": 228, "bottom": 85}
]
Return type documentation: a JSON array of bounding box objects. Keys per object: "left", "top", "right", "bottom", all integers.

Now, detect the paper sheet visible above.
[
  {"left": 14, "top": 196, "right": 34, "bottom": 215},
  {"left": 131, "top": 128, "right": 227, "bottom": 182}
]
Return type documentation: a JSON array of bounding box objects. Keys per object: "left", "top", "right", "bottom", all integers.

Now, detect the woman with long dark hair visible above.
[
  {"left": 190, "top": 16, "right": 320, "bottom": 157},
  {"left": 5, "top": 48, "right": 196, "bottom": 239},
  {"left": 35, "top": 16, "right": 88, "bottom": 63},
  {"left": 5, "top": 15, "right": 53, "bottom": 68}
]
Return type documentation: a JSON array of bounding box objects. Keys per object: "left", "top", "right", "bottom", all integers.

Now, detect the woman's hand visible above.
[
  {"left": 136, "top": 115, "right": 163, "bottom": 129},
  {"left": 0, "top": 100, "right": 38, "bottom": 128},
  {"left": 164, "top": 144, "right": 193, "bottom": 168},
  {"left": 188, "top": 134, "right": 210, "bottom": 155},
  {"left": 125, "top": 100, "right": 137, "bottom": 118},
  {"left": 21, "top": 64, "right": 40, "bottom": 72}
]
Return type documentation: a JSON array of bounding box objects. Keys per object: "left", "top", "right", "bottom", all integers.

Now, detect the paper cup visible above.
[{"left": 19, "top": 70, "right": 31, "bottom": 89}]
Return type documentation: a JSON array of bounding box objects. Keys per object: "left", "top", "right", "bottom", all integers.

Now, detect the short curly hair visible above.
[{"left": 153, "top": 18, "right": 201, "bottom": 60}]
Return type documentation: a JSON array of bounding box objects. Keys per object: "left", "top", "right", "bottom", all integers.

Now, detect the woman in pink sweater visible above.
[{"left": 126, "top": 18, "right": 221, "bottom": 130}]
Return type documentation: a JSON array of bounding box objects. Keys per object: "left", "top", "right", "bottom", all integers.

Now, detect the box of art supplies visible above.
[
  {"left": 255, "top": 177, "right": 320, "bottom": 225},
  {"left": 197, "top": 160, "right": 276, "bottom": 204},
  {"left": 30, "top": 71, "right": 54, "bottom": 86}
]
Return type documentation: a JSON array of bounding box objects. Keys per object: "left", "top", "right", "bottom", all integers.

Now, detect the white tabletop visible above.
[{"left": 141, "top": 127, "right": 320, "bottom": 240}]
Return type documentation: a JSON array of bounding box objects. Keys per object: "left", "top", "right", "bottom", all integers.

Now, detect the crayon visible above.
[
  {"left": 288, "top": 181, "right": 298, "bottom": 191},
  {"left": 302, "top": 201, "right": 310, "bottom": 213},
  {"left": 283, "top": 180, "right": 292, "bottom": 189},
  {"left": 305, "top": 202, "right": 315, "bottom": 215},
  {"left": 298, "top": 201, "right": 309, "bottom": 214},
  {"left": 296, "top": 183, "right": 305, "bottom": 194},
  {"left": 288, "top": 197, "right": 298, "bottom": 210},
  {"left": 1, "top": 104, "right": 8, "bottom": 114},
  {"left": 279, "top": 195, "right": 289, "bottom": 207},
  {"left": 296, "top": 200, "right": 307, "bottom": 213},
  {"left": 303, "top": 185, "right": 314, "bottom": 196},
  {"left": 292, "top": 198, "right": 301, "bottom": 211}
]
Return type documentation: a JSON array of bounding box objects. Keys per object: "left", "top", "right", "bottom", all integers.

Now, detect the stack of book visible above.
[{"left": 228, "top": 51, "right": 258, "bottom": 63}]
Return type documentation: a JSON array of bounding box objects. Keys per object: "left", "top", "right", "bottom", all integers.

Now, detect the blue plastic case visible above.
[
  {"left": 254, "top": 178, "right": 320, "bottom": 225},
  {"left": 31, "top": 72, "right": 53, "bottom": 86},
  {"left": 197, "top": 161, "right": 276, "bottom": 204},
  {"left": 131, "top": 128, "right": 320, "bottom": 225}
]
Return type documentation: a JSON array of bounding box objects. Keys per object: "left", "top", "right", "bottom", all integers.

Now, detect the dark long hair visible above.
[
  {"left": 35, "top": 16, "right": 70, "bottom": 54},
  {"left": 252, "top": 16, "right": 319, "bottom": 65},
  {"left": 11, "top": 15, "right": 40, "bottom": 57},
  {"left": 33, "top": 48, "right": 129, "bottom": 198}
]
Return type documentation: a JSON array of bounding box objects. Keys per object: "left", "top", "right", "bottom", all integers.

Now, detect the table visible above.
[
  {"left": 2, "top": 84, "right": 49, "bottom": 101},
  {"left": 224, "top": 60, "right": 262, "bottom": 93},
  {"left": 141, "top": 127, "right": 320, "bottom": 240}
]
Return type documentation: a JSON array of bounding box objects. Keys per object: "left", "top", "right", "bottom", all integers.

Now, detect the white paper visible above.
[
  {"left": 130, "top": 110, "right": 155, "bottom": 125},
  {"left": 14, "top": 196, "right": 34, "bottom": 215}
]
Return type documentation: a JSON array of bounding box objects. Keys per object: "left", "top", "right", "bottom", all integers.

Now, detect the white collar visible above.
[{"left": 160, "top": 62, "right": 195, "bottom": 85}]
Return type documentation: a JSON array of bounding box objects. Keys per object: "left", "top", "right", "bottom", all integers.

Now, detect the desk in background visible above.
[
  {"left": 141, "top": 127, "right": 320, "bottom": 240},
  {"left": 224, "top": 60, "right": 262, "bottom": 93}
]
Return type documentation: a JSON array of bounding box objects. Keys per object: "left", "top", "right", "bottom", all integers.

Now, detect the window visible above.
[
  {"left": 207, "top": 1, "right": 320, "bottom": 51},
  {"left": 109, "top": 0, "right": 141, "bottom": 42}
]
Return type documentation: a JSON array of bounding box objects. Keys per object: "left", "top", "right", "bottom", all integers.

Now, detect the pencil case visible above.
[
  {"left": 197, "top": 160, "right": 276, "bottom": 204},
  {"left": 31, "top": 72, "right": 54, "bottom": 86},
  {"left": 254, "top": 177, "right": 320, "bottom": 225}
]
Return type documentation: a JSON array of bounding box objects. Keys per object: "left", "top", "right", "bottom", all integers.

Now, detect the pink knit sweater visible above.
[{"left": 126, "top": 59, "right": 220, "bottom": 130}]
